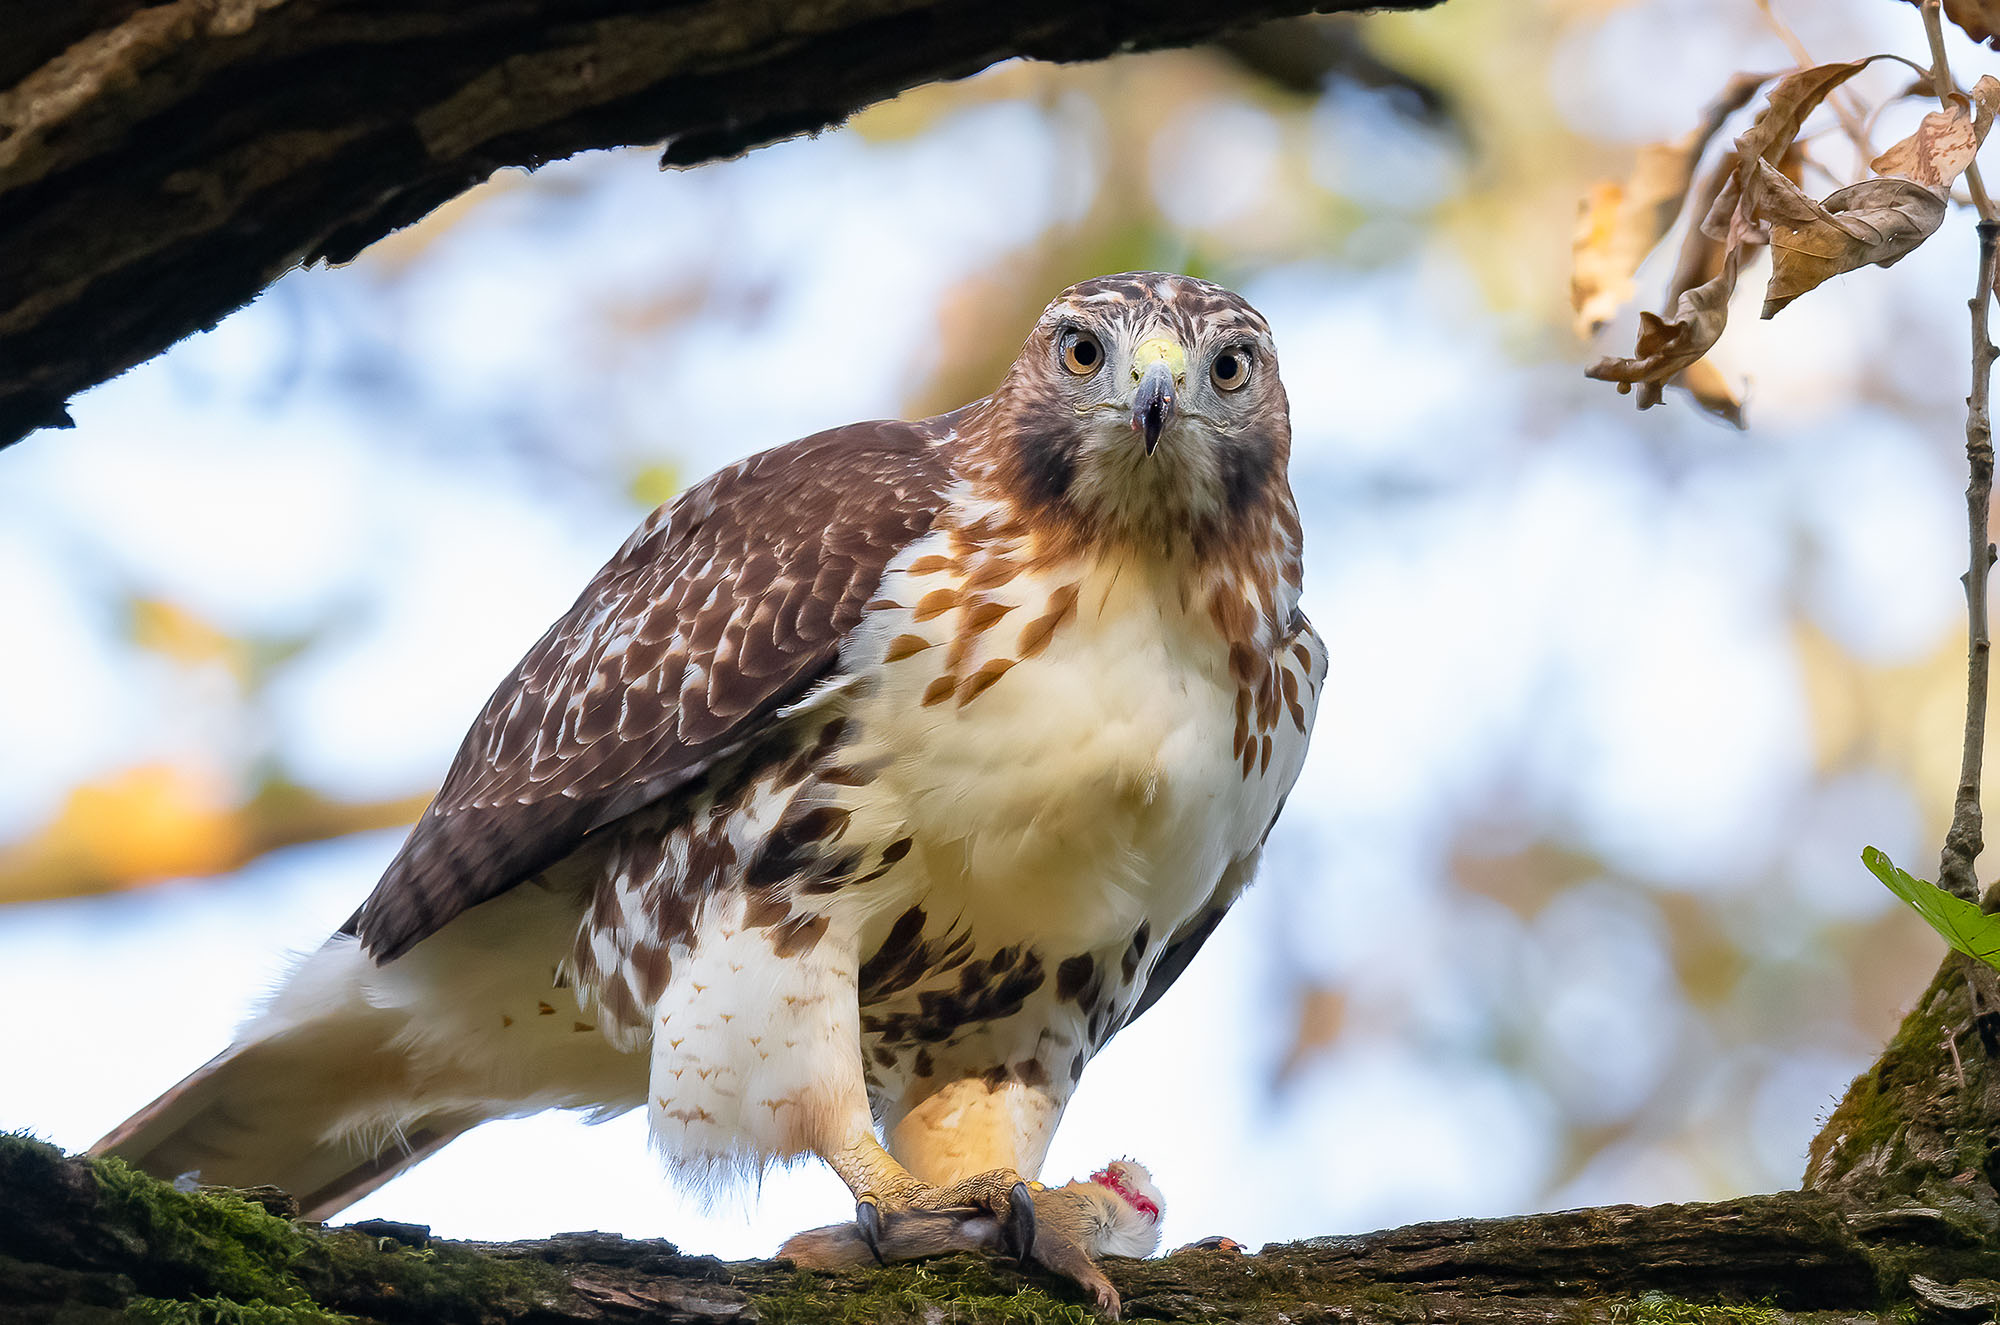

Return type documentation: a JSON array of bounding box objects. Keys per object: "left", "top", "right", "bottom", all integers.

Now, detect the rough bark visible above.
[
  {"left": 4, "top": 1133, "right": 1998, "bottom": 1325},
  {"left": 0, "top": 0, "right": 1438, "bottom": 451},
  {"left": 1808, "top": 952, "right": 2000, "bottom": 1239}
]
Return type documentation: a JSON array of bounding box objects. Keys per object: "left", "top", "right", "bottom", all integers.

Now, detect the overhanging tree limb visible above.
[{"left": 0, "top": 0, "right": 1438, "bottom": 450}]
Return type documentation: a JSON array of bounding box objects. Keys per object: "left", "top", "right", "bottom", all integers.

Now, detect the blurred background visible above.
[{"left": 0, "top": 0, "right": 1987, "bottom": 1256}]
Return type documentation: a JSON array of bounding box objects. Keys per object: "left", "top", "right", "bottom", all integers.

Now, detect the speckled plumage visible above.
[{"left": 96, "top": 274, "right": 1326, "bottom": 1281}]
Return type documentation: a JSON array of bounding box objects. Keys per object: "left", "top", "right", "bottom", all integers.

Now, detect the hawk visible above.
[{"left": 96, "top": 272, "right": 1326, "bottom": 1315}]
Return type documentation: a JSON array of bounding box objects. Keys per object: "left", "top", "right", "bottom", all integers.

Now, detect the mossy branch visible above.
[{"left": 4, "top": 1132, "right": 1997, "bottom": 1325}]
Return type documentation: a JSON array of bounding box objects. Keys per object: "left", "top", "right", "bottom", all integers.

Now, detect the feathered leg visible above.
[{"left": 653, "top": 894, "right": 1157, "bottom": 1316}]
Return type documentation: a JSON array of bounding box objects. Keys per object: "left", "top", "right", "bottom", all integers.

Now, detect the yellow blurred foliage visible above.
[
  {"left": 626, "top": 461, "right": 684, "bottom": 511},
  {"left": 127, "top": 597, "right": 248, "bottom": 680},
  {"left": 0, "top": 763, "right": 246, "bottom": 901},
  {"left": 1794, "top": 618, "right": 1972, "bottom": 840},
  {"left": 1368, "top": 4, "right": 1594, "bottom": 324},
  {"left": 0, "top": 764, "right": 435, "bottom": 906}
]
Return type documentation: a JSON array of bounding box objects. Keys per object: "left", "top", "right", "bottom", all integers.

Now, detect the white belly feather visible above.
[{"left": 830, "top": 533, "right": 1313, "bottom": 957}]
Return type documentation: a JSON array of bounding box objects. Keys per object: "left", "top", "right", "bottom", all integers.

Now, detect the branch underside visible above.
[
  {"left": 3, "top": 1135, "right": 1995, "bottom": 1325},
  {"left": 0, "top": 0, "right": 1439, "bottom": 450}
]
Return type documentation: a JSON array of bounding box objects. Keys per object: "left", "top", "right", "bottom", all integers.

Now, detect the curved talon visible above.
[
  {"left": 855, "top": 1198, "right": 886, "bottom": 1266},
  {"left": 1004, "top": 1180, "right": 1037, "bottom": 1265}
]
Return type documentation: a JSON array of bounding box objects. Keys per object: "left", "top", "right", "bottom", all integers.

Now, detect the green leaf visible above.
[{"left": 1863, "top": 845, "right": 2000, "bottom": 971}]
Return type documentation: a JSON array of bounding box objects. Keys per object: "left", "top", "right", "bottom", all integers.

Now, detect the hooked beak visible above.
[{"left": 1129, "top": 337, "right": 1185, "bottom": 456}]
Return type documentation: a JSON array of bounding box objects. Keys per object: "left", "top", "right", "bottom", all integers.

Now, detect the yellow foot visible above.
[{"left": 898, "top": 1167, "right": 1039, "bottom": 1263}]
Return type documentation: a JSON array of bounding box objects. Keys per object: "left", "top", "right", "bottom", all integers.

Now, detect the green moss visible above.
[
  {"left": 1805, "top": 962, "right": 2000, "bottom": 1283},
  {"left": 754, "top": 1261, "right": 1097, "bottom": 1325},
  {"left": 2, "top": 1138, "right": 313, "bottom": 1322},
  {"left": 123, "top": 1296, "right": 345, "bottom": 1325},
  {"left": 0, "top": 1135, "right": 344, "bottom": 1323},
  {"left": 1605, "top": 1292, "right": 1779, "bottom": 1325},
  {"left": 90, "top": 1153, "right": 328, "bottom": 1317},
  {"left": 306, "top": 1227, "right": 571, "bottom": 1318},
  {"left": 1808, "top": 967, "right": 1967, "bottom": 1190},
  {"left": 0, "top": 1134, "right": 586, "bottom": 1323}
]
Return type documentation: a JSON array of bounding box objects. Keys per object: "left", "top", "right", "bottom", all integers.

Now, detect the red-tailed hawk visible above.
[{"left": 96, "top": 272, "right": 1325, "bottom": 1316}]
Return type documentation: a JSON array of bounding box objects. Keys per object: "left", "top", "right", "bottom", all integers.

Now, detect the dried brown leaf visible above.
[
  {"left": 1700, "top": 59, "right": 1904, "bottom": 246},
  {"left": 1740, "top": 60, "right": 1880, "bottom": 168},
  {"left": 1661, "top": 156, "right": 1743, "bottom": 314},
  {"left": 1671, "top": 357, "right": 1745, "bottom": 428},
  {"left": 1586, "top": 255, "right": 1740, "bottom": 391},
  {"left": 1570, "top": 73, "right": 1769, "bottom": 337},
  {"left": 1969, "top": 71, "right": 1998, "bottom": 128},
  {"left": 1755, "top": 72, "right": 1995, "bottom": 319},
  {"left": 1870, "top": 75, "right": 2000, "bottom": 188},
  {"left": 1594, "top": 57, "right": 1918, "bottom": 406},
  {"left": 1759, "top": 166, "right": 1947, "bottom": 316}
]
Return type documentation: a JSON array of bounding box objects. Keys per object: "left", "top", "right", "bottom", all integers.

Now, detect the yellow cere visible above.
[{"left": 1129, "top": 337, "right": 1186, "bottom": 384}]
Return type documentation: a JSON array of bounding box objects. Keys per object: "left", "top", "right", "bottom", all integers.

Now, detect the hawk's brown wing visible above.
[{"left": 352, "top": 417, "right": 957, "bottom": 962}]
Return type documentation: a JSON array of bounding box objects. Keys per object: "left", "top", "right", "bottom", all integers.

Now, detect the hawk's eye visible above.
[
  {"left": 1211, "top": 348, "right": 1251, "bottom": 392},
  {"left": 1061, "top": 330, "right": 1104, "bottom": 376}
]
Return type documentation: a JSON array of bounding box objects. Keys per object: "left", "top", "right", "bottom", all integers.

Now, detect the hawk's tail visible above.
[
  {"left": 87, "top": 932, "right": 492, "bottom": 1218},
  {"left": 91, "top": 885, "right": 645, "bottom": 1219},
  {"left": 89, "top": 1033, "right": 483, "bottom": 1219}
]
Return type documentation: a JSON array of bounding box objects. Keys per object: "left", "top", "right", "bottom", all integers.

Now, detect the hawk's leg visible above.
[
  {"left": 788, "top": 1123, "right": 1150, "bottom": 1317},
  {"left": 892, "top": 1076, "right": 1118, "bottom": 1311},
  {"left": 784, "top": 1073, "right": 1134, "bottom": 1315},
  {"left": 822, "top": 1128, "right": 1036, "bottom": 1263},
  {"left": 882, "top": 1073, "right": 1058, "bottom": 1263}
]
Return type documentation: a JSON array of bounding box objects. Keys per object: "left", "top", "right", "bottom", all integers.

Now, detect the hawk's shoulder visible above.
[{"left": 352, "top": 413, "right": 964, "bottom": 961}]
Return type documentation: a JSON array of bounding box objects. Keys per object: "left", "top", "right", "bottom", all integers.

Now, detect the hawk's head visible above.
[{"left": 977, "top": 271, "right": 1291, "bottom": 556}]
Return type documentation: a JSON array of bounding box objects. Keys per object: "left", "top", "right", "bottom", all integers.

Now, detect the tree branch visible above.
[
  {"left": 1945, "top": 217, "right": 2000, "bottom": 911},
  {"left": 0, "top": 0, "right": 1438, "bottom": 451},
  {"left": 4, "top": 1134, "right": 1988, "bottom": 1325},
  {"left": 1915, "top": 0, "right": 2000, "bottom": 911}
]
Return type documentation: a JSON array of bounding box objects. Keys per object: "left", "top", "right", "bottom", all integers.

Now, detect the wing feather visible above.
[
  {"left": 1121, "top": 844, "right": 1266, "bottom": 1033},
  {"left": 352, "top": 417, "right": 955, "bottom": 961},
  {"left": 1125, "top": 906, "right": 1227, "bottom": 1029}
]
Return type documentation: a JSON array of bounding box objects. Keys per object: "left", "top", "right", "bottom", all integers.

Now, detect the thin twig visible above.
[
  {"left": 1940, "top": 219, "right": 2000, "bottom": 908},
  {"left": 1754, "top": 0, "right": 1876, "bottom": 162},
  {"left": 1923, "top": 0, "right": 2000, "bottom": 224}
]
